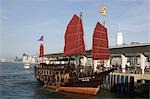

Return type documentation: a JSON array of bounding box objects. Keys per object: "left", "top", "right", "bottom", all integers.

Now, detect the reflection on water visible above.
[{"left": 0, "top": 62, "right": 148, "bottom": 99}]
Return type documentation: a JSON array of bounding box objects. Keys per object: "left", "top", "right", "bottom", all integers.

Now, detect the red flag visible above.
[{"left": 38, "top": 35, "right": 44, "bottom": 41}]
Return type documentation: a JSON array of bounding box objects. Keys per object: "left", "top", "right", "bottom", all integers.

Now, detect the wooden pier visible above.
[{"left": 103, "top": 72, "right": 150, "bottom": 92}]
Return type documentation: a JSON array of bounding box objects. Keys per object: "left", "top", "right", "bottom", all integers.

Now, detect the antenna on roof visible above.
[{"left": 118, "top": 23, "right": 120, "bottom": 32}]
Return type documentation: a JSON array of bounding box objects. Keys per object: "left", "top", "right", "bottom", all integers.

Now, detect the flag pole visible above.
[
  {"left": 100, "top": 5, "right": 106, "bottom": 27},
  {"left": 38, "top": 35, "right": 44, "bottom": 64},
  {"left": 100, "top": 5, "right": 108, "bottom": 68}
]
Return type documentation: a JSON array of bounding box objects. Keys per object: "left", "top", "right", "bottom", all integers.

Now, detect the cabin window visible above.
[
  {"left": 50, "top": 71, "right": 51, "bottom": 74},
  {"left": 47, "top": 71, "right": 48, "bottom": 74},
  {"left": 56, "top": 71, "right": 59, "bottom": 74},
  {"left": 61, "top": 71, "right": 63, "bottom": 74},
  {"left": 48, "top": 78, "right": 51, "bottom": 81}
]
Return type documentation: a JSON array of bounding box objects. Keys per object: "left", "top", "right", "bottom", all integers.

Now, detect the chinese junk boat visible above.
[{"left": 34, "top": 14, "right": 116, "bottom": 95}]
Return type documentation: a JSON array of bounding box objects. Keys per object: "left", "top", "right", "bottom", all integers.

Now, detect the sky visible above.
[{"left": 0, "top": 0, "right": 150, "bottom": 57}]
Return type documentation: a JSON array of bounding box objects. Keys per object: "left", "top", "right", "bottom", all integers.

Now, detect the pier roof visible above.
[{"left": 44, "top": 43, "right": 150, "bottom": 58}]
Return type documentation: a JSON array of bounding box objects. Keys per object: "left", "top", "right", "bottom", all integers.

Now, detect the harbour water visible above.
[{"left": 0, "top": 62, "right": 149, "bottom": 99}]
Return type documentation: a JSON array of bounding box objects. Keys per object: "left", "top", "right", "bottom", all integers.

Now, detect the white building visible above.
[
  {"left": 22, "top": 54, "right": 38, "bottom": 64},
  {"left": 116, "top": 32, "right": 123, "bottom": 45}
]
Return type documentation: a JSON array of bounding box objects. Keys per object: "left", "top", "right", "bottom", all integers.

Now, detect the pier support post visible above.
[
  {"left": 104, "top": 59, "right": 110, "bottom": 69},
  {"left": 140, "top": 53, "right": 146, "bottom": 74},
  {"left": 121, "top": 54, "right": 127, "bottom": 73},
  {"left": 111, "top": 75, "right": 114, "bottom": 89}
]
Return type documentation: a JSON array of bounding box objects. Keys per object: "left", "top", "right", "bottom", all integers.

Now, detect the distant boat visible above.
[
  {"left": 24, "top": 63, "right": 30, "bottom": 69},
  {"left": 34, "top": 13, "right": 116, "bottom": 95},
  {"left": 22, "top": 54, "right": 31, "bottom": 69}
]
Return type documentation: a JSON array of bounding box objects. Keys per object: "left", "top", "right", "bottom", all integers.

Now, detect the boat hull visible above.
[
  {"left": 47, "top": 85, "right": 100, "bottom": 95},
  {"left": 34, "top": 64, "right": 116, "bottom": 95},
  {"left": 24, "top": 65, "right": 30, "bottom": 69}
]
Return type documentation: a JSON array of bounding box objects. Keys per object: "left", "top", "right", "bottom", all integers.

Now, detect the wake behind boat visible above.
[
  {"left": 22, "top": 54, "right": 31, "bottom": 69},
  {"left": 34, "top": 13, "right": 116, "bottom": 95}
]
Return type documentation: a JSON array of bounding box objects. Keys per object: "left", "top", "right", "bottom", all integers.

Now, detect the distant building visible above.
[
  {"left": 116, "top": 32, "right": 123, "bottom": 45},
  {"left": 14, "top": 57, "right": 22, "bottom": 63},
  {"left": 22, "top": 54, "right": 38, "bottom": 64},
  {"left": 0, "top": 57, "right": 15, "bottom": 62},
  {"left": 131, "top": 41, "right": 140, "bottom": 44}
]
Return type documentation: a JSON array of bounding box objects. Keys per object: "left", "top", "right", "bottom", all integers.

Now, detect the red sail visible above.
[
  {"left": 39, "top": 44, "right": 44, "bottom": 57},
  {"left": 64, "top": 15, "right": 85, "bottom": 56},
  {"left": 92, "top": 22, "right": 109, "bottom": 60}
]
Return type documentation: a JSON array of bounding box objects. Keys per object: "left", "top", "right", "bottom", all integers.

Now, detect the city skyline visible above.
[{"left": 1, "top": 0, "right": 150, "bottom": 57}]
